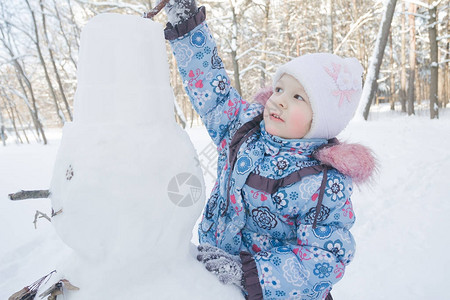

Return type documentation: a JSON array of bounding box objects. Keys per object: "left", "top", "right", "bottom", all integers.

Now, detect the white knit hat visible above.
[{"left": 273, "top": 53, "right": 363, "bottom": 139}]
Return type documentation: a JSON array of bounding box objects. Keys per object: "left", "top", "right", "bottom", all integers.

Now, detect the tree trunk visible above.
[
  {"left": 1, "top": 91, "right": 25, "bottom": 144},
  {"left": 352, "top": 0, "right": 365, "bottom": 70},
  {"left": 438, "top": 40, "right": 444, "bottom": 109},
  {"left": 260, "top": 0, "right": 270, "bottom": 88},
  {"left": 407, "top": 3, "right": 416, "bottom": 116},
  {"left": 389, "top": 30, "right": 395, "bottom": 110},
  {"left": 418, "top": 74, "right": 423, "bottom": 105},
  {"left": 0, "top": 104, "right": 5, "bottom": 146},
  {"left": 443, "top": 3, "right": 449, "bottom": 108},
  {"left": 14, "top": 106, "right": 30, "bottom": 144},
  {"left": 445, "top": 40, "right": 449, "bottom": 108},
  {"left": 190, "top": 105, "right": 195, "bottom": 128},
  {"left": 229, "top": 1, "right": 241, "bottom": 95},
  {"left": 326, "top": 0, "right": 334, "bottom": 53},
  {"left": 400, "top": 1, "right": 407, "bottom": 112},
  {"left": 360, "top": 0, "right": 398, "bottom": 120},
  {"left": 428, "top": 2, "right": 438, "bottom": 119},
  {"left": 283, "top": 4, "right": 292, "bottom": 57}
]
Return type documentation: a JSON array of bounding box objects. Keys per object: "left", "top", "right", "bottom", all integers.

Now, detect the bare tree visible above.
[
  {"left": 0, "top": 101, "right": 5, "bottom": 146},
  {"left": 360, "top": 0, "right": 398, "bottom": 120},
  {"left": 1, "top": 0, "right": 448, "bottom": 132},
  {"left": 400, "top": 1, "right": 407, "bottom": 112},
  {"left": 407, "top": 3, "right": 417, "bottom": 116},
  {"left": 326, "top": 0, "right": 334, "bottom": 53},
  {"left": 24, "top": 0, "right": 65, "bottom": 125},
  {"left": 389, "top": 30, "right": 395, "bottom": 110},
  {"left": 445, "top": 3, "right": 450, "bottom": 108},
  {"left": 227, "top": 0, "right": 253, "bottom": 95},
  {"left": 229, "top": 1, "right": 241, "bottom": 95},
  {"left": 259, "top": 0, "right": 270, "bottom": 88},
  {"left": 428, "top": 0, "right": 438, "bottom": 119},
  {"left": 0, "top": 21, "right": 47, "bottom": 144},
  {"left": 1, "top": 88, "right": 21, "bottom": 144},
  {"left": 52, "top": 0, "right": 79, "bottom": 69},
  {"left": 39, "top": 0, "right": 73, "bottom": 121}
]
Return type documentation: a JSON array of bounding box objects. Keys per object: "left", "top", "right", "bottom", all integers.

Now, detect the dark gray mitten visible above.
[
  {"left": 161, "top": 0, "right": 198, "bottom": 25},
  {"left": 197, "top": 244, "right": 245, "bottom": 289}
]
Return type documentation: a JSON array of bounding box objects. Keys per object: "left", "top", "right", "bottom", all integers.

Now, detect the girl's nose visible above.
[{"left": 273, "top": 95, "right": 287, "bottom": 108}]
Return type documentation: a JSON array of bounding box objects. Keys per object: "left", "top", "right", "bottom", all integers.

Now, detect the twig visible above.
[
  {"left": 39, "top": 279, "right": 80, "bottom": 298},
  {"left": 8, "top": 270, "right": 56, "bottom": 300},
  {"left": 8, "top": 189, "right": 50, "bottom": 200},
  {"left": 144, "top": 0, "right": 170, "bottom": 19},
  {"left": 51, "top": 208, "right": 63, "bottom": 217},
  {"left": 33, "top": 210, "right": 51, "bottom": 229}
]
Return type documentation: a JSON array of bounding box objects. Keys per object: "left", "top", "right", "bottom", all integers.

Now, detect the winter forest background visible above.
[
  {"left": 0, "top": 0, "right": 449, "bottom": 142},
  {"left": 1, "top": 0, "right": 450, "bottom": 299}
]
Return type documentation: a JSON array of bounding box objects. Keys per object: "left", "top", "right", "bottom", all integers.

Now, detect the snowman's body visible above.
[{"left": 49, "top": 14, "right": 242, "bottom": 299}]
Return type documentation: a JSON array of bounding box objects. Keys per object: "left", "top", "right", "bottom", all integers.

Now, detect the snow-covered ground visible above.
[
  {"left": 0, "top": 130, "right": 72, "bottom": 297},
  {"left": 1, "top": 104, "right": 449, "bottom": 299}
]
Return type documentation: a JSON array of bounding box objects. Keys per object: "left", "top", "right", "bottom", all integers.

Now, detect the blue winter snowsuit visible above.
[{"left": 165, "top": 7, "right": 356, "bottom": 300}]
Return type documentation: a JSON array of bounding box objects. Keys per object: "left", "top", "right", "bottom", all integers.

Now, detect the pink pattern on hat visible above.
[{"left": 324, "top": 63, "right": 358, "bottom": 107}]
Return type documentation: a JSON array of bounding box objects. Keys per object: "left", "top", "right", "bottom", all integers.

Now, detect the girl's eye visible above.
[
  {"left": 294, "top": 94, "right": 304, "bottom": 101},
  {"left": 275, "top": 87, "right": 283, "bottom": 93}
]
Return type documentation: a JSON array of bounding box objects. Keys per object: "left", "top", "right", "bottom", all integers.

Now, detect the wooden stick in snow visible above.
[
  {"left": 144, "top": 0, "right": 170, "bottom": 19},
  {"left": 9, "top": 189, "right": 50, "bottom": 201},
  {"left": 33, "top": 210, "right": 51, "bottom": 229}
]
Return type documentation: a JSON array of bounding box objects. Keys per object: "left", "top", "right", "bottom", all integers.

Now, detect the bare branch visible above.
[
  {"left": 334, "top": 6, "right": 381, "bottom": 53},
  {"left": 145, "top": 0, "right": 170, "bottom": 19},
  {"left": 9, "top": 189, "right": 50, "bottom": 200},
  {"left": 437, "top": 34, "right": 450, "bottom": 41},
  {"left": 33, "top": 210, "right": 51, "bottom": 229},
  {"left": 74, "top": 0, "right": 146, "bottom": 14}
]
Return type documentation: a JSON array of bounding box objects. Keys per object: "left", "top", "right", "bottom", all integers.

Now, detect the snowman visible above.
[{"left": 48, "top": 13, "right": 242, "bottom": 299}]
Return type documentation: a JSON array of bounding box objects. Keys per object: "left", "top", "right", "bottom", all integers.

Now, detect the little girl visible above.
[{"left": 150, "top": 1, "right": 376, "bottom": 299}]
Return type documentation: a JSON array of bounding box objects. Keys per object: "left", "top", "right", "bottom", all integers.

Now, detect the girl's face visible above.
[{"left": 263, "top": 74, "right": 313, "bottom": 139}]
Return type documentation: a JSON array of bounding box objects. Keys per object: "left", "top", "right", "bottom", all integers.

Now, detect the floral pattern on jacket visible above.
[{"left": 169, "top": 22, "right": 355, "bottom": 300}]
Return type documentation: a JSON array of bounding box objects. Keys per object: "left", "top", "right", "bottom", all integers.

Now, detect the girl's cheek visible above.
[{"left": 289, "top": 113, "right": 311, "bottom": 138}]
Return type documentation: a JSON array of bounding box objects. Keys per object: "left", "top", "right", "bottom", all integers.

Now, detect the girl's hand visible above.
[
  {"left": 162, "top": 0, "right": 198, "bottom": 25},
  {"left": 197, "top": 244, "right": 245, "bottom": 289}
]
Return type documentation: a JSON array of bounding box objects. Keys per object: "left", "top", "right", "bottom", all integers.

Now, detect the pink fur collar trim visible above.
[{"left": 314, "top": 142, "right": 377, "bottom": 184}]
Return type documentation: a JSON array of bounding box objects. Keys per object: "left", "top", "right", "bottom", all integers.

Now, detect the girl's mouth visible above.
[{"left": 270, "top": 113, "right": 284, "bottom": 122}]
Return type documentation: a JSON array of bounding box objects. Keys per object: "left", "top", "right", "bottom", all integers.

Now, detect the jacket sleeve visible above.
[
  {"left": 166, "top": 7, "right": 262, "bottom": 146},
  {"left": 242, "top": 170, "right": 356, "bottom": 299}
]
